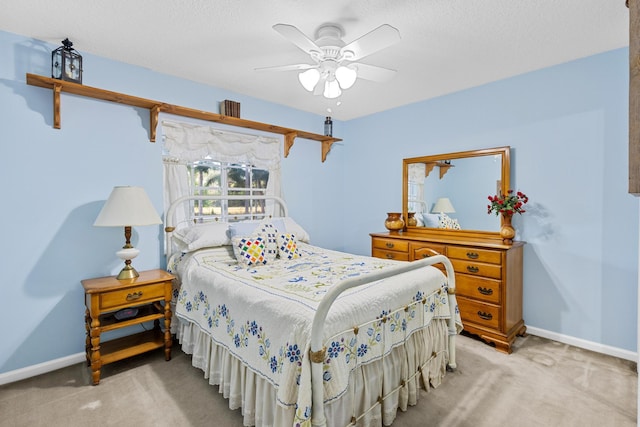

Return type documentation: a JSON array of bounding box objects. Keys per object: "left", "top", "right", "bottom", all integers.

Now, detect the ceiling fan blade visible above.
[
  {"left": 340, "top": 24, "right": 401, "bottom": 61},
  {"left": 273, "top": 24, "right": 322, "bottom": 55},
  {"left": 255, "top": 63, "right": 317, "bottom": 72},
  {"left": 352, "top": 63, "right": 397, "bottom": 82}
]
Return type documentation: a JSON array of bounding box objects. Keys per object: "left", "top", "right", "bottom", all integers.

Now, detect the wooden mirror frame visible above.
[{"left": 402, "top": 146, "right": 511, "bottom": 241}]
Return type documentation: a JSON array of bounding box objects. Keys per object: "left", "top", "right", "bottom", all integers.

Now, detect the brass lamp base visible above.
[{"left": 117, "top": 264, "right": 139, "bottom": 280}]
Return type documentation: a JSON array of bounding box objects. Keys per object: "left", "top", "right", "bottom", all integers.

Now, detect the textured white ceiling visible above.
[{"left": 0, "top": 0, "right": 630, "bottom": 120}]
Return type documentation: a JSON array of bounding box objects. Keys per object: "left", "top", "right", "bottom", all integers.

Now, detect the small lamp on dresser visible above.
[
  {"left": 432, "top": 197, "right": 456, "bottom": 215},
  {"left": 94, "top": 186, "right": 162, "bottom": 280}
]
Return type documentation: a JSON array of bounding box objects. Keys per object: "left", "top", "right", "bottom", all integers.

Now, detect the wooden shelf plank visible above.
[{"left": 26, "top": 73, "right": 341, "bottom": 161}]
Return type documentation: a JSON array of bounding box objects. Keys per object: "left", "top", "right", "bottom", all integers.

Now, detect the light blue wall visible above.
[
  {"left": 0, "top": 27, "right": 636, "bottom": 375},
  {"left": 0, "top": 30, "right": 346, "bottom": 373},
  {"left": 342, "top": 48, "right": 637, "bottom": 352}
]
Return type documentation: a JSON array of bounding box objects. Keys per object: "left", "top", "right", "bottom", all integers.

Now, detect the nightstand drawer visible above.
[
  {"left": 372, "top": 248, "right": 410, "bottom": 261},
  {"left": 456, "top": 274, "right": 501, "bottom": 304},
  {"left": 100, "top": 283, "right": 166, "bottom": 311},
  {"left": 457, "top": 297, "right": 500, "bottom": 329},
  {"left": 451, "top": 259, "right": 502, "bottom": 279},
  {"left": 447, "top": 246, "right": 502, "bottom": 264}
]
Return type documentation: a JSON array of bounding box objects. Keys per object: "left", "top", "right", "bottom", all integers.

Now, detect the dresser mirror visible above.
[{"left": 402, "top": 146, "right": 511, "bottom": 239}]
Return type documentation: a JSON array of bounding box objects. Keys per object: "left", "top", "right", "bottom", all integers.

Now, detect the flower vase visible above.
[
  {"left": 385, "top": 212, "right": 405, "bottom": 232},
  {"left": 407, "top": 212, "right": 417, "bottom": 227},
  {"left": 500, "top": 213, "right": 516, "bottom": 244}
]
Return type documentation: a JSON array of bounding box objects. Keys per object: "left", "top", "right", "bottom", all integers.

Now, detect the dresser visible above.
[{"left": 371, "top": 231, "right": 525, "bottom": 353}]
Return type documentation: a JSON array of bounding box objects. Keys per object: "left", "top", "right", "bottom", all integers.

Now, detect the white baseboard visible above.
[
  {"left": 0, "top": 352, "right": 85, "bottom": 386},
  {"left": 527, "top": 326, "right": 637, "bottom": 362}
]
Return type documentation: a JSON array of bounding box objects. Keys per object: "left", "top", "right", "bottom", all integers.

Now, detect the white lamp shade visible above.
[
  {"left": 94, "top": 186, "right": 162, "bottom": 227},
  {"left": 432, "top": 197, "right": 455, "bottom": 214},
  {"left": 298, "top": 69, "right": 320, "bottom": 92},
  {"left": 323, "top": 79, "right": 342, "bottom": 99},
  {"left": 335, "top": 65, "right": 357, "bottom": 89}
]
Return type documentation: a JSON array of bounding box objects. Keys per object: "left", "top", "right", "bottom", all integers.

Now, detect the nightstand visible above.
[{"left": 82, "top": 269, "right": 175, "bottom": 385}]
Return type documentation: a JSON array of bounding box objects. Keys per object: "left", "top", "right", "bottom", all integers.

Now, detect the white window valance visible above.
[{"left": 161, "top": 120, "right": 281, "bottom": 169}]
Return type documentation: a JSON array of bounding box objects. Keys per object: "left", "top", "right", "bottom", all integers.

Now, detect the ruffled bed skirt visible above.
[{"left": 176, "top": 318, "right": 450, "bottom": 427}]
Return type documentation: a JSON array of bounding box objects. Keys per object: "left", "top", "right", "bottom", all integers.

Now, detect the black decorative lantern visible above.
[{"left": 51, "top": 38, "right": 82, "bottom": 84}]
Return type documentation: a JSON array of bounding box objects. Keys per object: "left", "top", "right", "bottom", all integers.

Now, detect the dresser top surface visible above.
[{"left": 370, "top": 231, "right": 525, "bottom": 250}]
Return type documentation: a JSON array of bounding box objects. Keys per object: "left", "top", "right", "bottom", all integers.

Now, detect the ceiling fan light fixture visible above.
[
  {"left": 335, "top": 65, "right": 357, "bottom": 89},
  {"left": 324, "top": 79, "right": 342, "bottom": 99},
  {"left": 298, "top": 68, "right": 320, "bottom": 91}
]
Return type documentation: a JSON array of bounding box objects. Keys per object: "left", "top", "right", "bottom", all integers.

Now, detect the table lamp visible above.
[
  {"left": 94, "top": 186, "right": 162, "bottom": 280},
  {"left": 432, "top": 197, "right": 456, "bottom": 214}
]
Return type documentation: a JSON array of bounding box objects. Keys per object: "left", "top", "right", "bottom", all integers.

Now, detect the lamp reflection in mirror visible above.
[
  {"left": 432, "top": 197, "right": 456, "bottom": 214},
  {"left": 94, "top": 186, "right": 162, "bottom": 280}
]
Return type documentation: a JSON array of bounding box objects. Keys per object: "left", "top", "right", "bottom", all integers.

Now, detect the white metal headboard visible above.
[{"left": 164, "top": 194, "right": 288, "bottom": 256}]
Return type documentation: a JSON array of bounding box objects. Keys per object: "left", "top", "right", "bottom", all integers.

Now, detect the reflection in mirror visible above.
[{"left": 403, "top": 147, "right": 510, "bottom": 237}]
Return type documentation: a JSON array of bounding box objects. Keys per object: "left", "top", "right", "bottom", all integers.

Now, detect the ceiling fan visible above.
[{"left": 257, "top": 23, "right": 401, "bottom": 99}]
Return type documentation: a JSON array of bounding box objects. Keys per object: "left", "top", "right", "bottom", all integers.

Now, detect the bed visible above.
[{"left": 165, "top": 195, "right": 462, "bottom": 427}]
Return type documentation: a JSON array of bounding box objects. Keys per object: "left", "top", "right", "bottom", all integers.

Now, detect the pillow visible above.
[
  {"left": 422, "top": 213, "right": 441, "bottom": 228},
  {"left": 438, "top": 213, "right": 461, "bottom": 230},
  {"left": 282, "top": 217, "right": 311, "bottom": 243},
  {"left": 173, "top": 222, "right": 230, "bottom": 252},
  {"left": 229, "top": 218, "right": 284, "bottom": 262},
  {"left": 231, "top": 236, "right": 267, "bottom": 266},
  {"left": 277, "top": 233, "right": 303, "bottom": 260}
]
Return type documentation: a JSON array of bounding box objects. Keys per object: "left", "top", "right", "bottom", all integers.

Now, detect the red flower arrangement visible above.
[{"left": 487, "top": 190, "right": 529, "bottom": 217}]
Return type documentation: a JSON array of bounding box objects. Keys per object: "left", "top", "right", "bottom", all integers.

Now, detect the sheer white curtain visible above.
[
  {"left": 408, "top": 163, "right": 426, "bottom": 214},
  {"left": 161, "top": 120, "right": 283, "bottom": 224}
]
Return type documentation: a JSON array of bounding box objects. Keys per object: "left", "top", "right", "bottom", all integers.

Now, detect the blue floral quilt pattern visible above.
[{"left": 173, "top": 243, "right": 461, "bottom": 427}]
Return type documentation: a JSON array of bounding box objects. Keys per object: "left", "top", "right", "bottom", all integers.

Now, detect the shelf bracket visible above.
[
  {"left": 53, "top": 82, "right": 62, "bottom": 129},
  {"left": 321, "top": 140, "right": 335, "bottom": 163},
  {"left": 284, "top": 132, "right": 297, "bottom": 158},
  {"left": 150, "top": 105, "right": 161, "bottom": 142}
]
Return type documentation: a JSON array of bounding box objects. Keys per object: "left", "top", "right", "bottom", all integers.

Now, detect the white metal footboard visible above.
[
  {"left": 309, "top": 255, "right": 457, "bottom": 427},
  {"left": 165, "top": 195, "right": 457, "bottom": 427}
]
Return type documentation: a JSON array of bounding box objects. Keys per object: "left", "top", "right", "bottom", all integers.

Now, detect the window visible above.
[{"left": 187, "top": 159, "right": 270, "bottom": 223}]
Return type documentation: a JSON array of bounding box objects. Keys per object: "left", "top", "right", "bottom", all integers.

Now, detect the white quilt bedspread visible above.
[{"left": 171, "top": 242, "right": 461, "bottom": 426}]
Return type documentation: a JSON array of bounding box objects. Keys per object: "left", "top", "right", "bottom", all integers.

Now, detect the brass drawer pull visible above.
[
  {"left": 466, "top": 252, "right": 479, "bottom": 259},
  {"left": 126, "top": 291, "right": 143, "bottom": 301},
  {"left": 466, "top": 266, "right": 479, "bottom": 273},
  {"left": 477, "top": 287, "right": 493, "bottom": 295},
  {"left": 385, "top": 242, "right": 395, "bottom": 248},
  {"left": 477, "top": 311, "right": 493, "bottom": 321},
  {"left": 385, "top": 254, "right": 395, "bottom": 259}
]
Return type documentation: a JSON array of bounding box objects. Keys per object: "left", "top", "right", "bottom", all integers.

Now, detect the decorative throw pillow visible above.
[
  {"left": 438, "top": 213, "right": 461, "bottom": 230},
  {"left": 256, "top": 221, "right": 279, "bottom": 262},
  {"left": 231, "top": 236, "right": 267, "bottom": 266},
  {"left": 277, "top": 233, "right": 302, "bottom": 260}
]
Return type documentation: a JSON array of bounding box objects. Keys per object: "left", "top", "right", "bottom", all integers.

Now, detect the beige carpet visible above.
[{"left": 0, "top": 334, "right": 636, "bottom": 427}]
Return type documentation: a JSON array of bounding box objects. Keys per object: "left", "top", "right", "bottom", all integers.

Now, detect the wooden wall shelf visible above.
[{"left": 26, "top": 73, "right": 341, "bottom": 162}]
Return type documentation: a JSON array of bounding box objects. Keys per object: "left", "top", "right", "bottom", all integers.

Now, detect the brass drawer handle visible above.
[
  {"left": 477, "top": 287, "right": 493, "bottom": 295},
  {"left": 385, "top": 253, "right": 395, "bottom": 259},
  {"left": 126, "top": 291, "right": 143, "bottom": 301},
  {"left": 466, "top": 266, "right": 479, "bottom": 273},
  {"left": 385, "top": 242, "right": 395, "bottom": 248},
  {"left": 477, "top": 311, "right": 493, "bottom": 321},
  {"left": 466, "top": 252, "right": 479, "bottom": 259}
]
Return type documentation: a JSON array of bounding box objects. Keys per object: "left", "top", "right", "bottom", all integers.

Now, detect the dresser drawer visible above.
[
  {"left": 372, "top": 238, "right": 409, "bottom": 253},
  {"left": 100, "top": 283, "right": 166, "bottom": 311},
  {"left": 455, "top": 274, "right": 501, "bottom": 304},
  {"left": 372, "top": 248, "right": 410, "bottom": 261},
  {"left": 457, "top": 297, "right": 500, "bottom": 329},
  {"left": 410, "top": 243, "right": 446, "bottom": 260},
  {"left": 451, "top": 259, "right": 502, "bottom": 279},
  {"left": 447, "top": 246, "right": 502, "bottom": 265}
]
